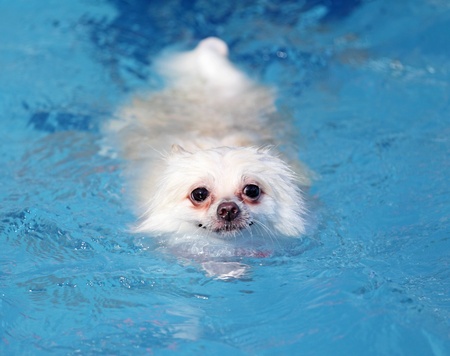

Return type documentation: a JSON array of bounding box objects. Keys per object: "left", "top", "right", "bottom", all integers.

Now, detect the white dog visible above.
[{"left": 107, "top": 37, "right": 309, "bottom": 268}]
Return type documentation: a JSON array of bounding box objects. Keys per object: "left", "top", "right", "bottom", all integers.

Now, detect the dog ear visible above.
[
  {"left": 257, "top": 145, "right": 276, "bottom": 154},
  {"left": 171, "top": 144, "right": 191, "bottom": 154}
]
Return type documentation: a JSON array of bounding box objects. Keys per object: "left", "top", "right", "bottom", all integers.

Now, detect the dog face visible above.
[{"left": 135, "top": 146, "right": 306, "bottom": 239}]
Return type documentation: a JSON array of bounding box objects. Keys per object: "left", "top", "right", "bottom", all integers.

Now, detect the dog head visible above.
[{"left": 135, "top": 146, "right": 306, "bottom": 240}]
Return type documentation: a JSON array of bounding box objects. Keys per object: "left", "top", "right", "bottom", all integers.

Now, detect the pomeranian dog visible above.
[{"left": 107, "top": 37, "right": 309, "bottom": 270}]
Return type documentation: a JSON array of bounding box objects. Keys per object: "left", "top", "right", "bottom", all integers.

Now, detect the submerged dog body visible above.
[{"left": 108, "top": 38, "right": 308, "bottom": 252}]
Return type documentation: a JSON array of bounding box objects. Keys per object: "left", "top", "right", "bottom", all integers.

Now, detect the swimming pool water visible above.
[{"left": 1, "top": 0, "right": 449, "bottom": 354}]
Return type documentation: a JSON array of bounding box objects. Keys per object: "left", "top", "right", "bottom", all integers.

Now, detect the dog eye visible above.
[
  {"left": 190, "top": 187, "right": 209, "bottom": 202},
  {"left": 243, "top": 184, "right": 260, "bottom": 199}
]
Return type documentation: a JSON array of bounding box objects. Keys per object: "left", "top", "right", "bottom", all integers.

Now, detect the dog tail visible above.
[{"left": 155, "top": 37, "right": 251, "bottom": 96}]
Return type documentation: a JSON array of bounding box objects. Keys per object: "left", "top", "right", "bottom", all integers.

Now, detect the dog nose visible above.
[{"left": 217, "top": 201, "right": 240, "bottom": 222}]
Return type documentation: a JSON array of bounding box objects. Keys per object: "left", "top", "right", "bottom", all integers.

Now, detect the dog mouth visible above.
[
  {"left": 198, "top": 221, "right": 253, "bottom": 234},
  {"left": 213, "top": 221, "right": 250, "bottom": 234},
  {"left": 197, "top": 200, "right": 254, "bottom": 237},
  {"left": 198, "top": 221, "right": 252, "bottom": 235},
  {"left": 198, "top": 220, "right": 254, "bottom": 238}
]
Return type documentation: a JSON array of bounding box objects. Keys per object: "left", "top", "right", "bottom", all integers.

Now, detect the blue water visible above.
[{"left": 1, "top": 0, "right": 449, "bottom": 354}]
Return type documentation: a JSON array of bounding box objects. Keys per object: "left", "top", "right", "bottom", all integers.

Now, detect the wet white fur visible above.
[{"left": 107, "top": 37, "right": 308, "bottom": 249}]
